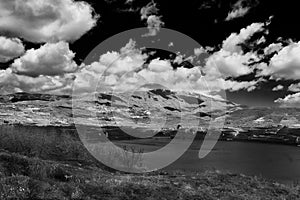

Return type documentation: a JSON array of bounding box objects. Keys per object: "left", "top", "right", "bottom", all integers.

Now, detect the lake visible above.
[{"left": 116, "top": 139, "right": 300, "bottom": 184}]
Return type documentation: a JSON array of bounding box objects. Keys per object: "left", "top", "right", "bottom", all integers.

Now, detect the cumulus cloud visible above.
[
  {"left": 73, "top": 39, "right": 205, "bottom": 93},
  {"left": 98, "top": 51, "right": 145, "bottom": 75},
  {"left": 275, "top": 93, "right": 300, "bottom": 108},
  {"left": 140, "top": 1, "right": 164, "bottom": 36},
  {"left": 222, "top": 23, "right": 264, "bottom": 53},
  {"left": 0, "top": 0, "right": 99, "bottom": 43},
  {"left": 0, "top": 32, "right": 265, "bottom": 96},
  {"left": 131, "top": 66, "right": 205, "bottom": 93},
  {"left": 0, "top": 69, "right": 19, "bottom": 94},
  {"left": 0, "top": 36, "right": 25, "bottom": 63},
  {"left": 76, "top": 57, "right": 256, "bottom": 94},
  {"left": 73, "top": 40, "right": 147, "bottom": 93},
  {"left": 11, "top": 42, "right": 78, "bottom": 77},
  {"left": 218, "top": 79, "right": 258, "bottom": 92},
  {"left": 148, "top": 59, "right": 173, "bottom": 72},
  {"left": 272, "top": 85, "right": 284, "bottom": 91},
  {"left": 98, "top": 44, "right": 146, "bottom": 75},
  {"left": 288, "top": 83, "right": 300, "bottom": 92},
  {"left": 73, "top": 37, "right": 261, "bottom": 95},
  {"left": 16, "top": 74, "right": 75, "bottom": 94},
  {"left": 197, "top": 75, "right": 258, "bottom": 93},
  {"left": 0, "top": 68, "right": 74, "bottom": 94},
  {"left": 264, "top": 43, "right": 283, "bottom": 55},
  {"left": 72, "top": 63, "right": 105, "bottom": 94},
  {"left": 198, "top": 22, "right": 266, "bottom": 92},
  {"left": 257, "top": 42, "right": 300, "bottom": 80},
  {"left": 204, "top": 50, "right": 255, "bottom": 79}
]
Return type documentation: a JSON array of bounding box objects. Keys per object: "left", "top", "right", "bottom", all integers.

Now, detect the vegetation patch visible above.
[{"left": 0, "top": 125, "right": 300, "bottom": 199}]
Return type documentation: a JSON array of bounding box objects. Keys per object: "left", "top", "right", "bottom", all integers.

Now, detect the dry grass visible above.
[
  {"left": 1, "top": 150, "right": 300, "bottom": 200},
  {"left": 0, "top": 125, "right": 96, "bottom": 165}
]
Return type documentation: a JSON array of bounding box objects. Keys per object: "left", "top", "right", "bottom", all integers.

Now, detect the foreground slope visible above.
[{"left": 1, "top": 150, "right": 299, "bottom": 200}]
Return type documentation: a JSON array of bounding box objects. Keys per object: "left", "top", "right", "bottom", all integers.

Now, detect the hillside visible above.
[
  {"left": 226, "top": 107, "right": 300, "bottom": 128},
  {"left": 2, "top": 91, "right": 300, "bottom": 130},
  {"left": 0, "top": 90, "right": 240, "bottom": 129},
  {"left": 1, "top": 150, "right": 299, "bottom": 200}
]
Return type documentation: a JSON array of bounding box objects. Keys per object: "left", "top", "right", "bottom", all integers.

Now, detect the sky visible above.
[{"left": 0, "top": 0, "right": 300, "bottom": 108}]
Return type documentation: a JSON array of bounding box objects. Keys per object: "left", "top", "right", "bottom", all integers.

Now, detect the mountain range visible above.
[{"left": 0, "top": 90, "right": 299, "bottom": 130}]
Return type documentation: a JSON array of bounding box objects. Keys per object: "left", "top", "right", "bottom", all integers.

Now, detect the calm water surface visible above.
[{"left": 117, "top": 139, "right": 300, "bottom": 184}]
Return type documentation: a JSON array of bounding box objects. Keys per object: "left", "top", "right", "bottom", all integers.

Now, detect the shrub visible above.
[{"left": 87, "top": 143, "right": 146, "bottom": 172}]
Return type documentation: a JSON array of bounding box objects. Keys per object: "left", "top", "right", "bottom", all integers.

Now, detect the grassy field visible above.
[{"left": 0, "top": 125, "right": 300, "bottom": 199}]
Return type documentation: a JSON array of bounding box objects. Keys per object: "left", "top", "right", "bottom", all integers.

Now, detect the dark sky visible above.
[{"left": 70, "top": 0, "right": 300, "bottom": 60}]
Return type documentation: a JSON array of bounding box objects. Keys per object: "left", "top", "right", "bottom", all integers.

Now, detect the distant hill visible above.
[
  {"left": 0, "top": 90, "right": 240, "bottom": 128},
  {"left": 0, "top": 92, "right": 70, "bottom": 103},
  {"left": 226, "top": 107, "right": 300, "bottom": 128},
  {"left": 1, "top": 91, "right": 300, "bottom": 129}
]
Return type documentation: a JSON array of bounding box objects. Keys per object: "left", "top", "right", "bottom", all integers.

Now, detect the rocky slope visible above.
[
  {"left": 1, "top": 91, "right": 300, "bottom": 130},
  {"left": 0, "top": 90, "right": 239, "bottom": 128}
]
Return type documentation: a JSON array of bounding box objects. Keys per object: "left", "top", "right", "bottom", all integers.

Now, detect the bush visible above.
[{"left": 87, "top": 143, "right": 145, "bottom": 172}]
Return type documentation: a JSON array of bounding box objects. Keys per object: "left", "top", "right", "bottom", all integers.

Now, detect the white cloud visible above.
[
  {"left": 99, "top": 52, "right": 145, "bottom": 75},
  {"left": 275, "top": 93, "right": 300, "bottom": 108},
  {"left": 173, "top": 55, "right": 184, "bottom": 64},
  {"left": 144, "top": 15, "right": 164, "bottom": 36},
  {"left": 194, "top": 47, "right": 206, "bottom": 57},
  {"left": 264, "top": 43, "right": 283, "bottom": 55},
  {"left": 198, "top": 77, "right": 258, "bottom": 93},
  {"left": 72, "top": 63, "right": 104, "bottom": 94},
  {"left": 94, "top": 39, "right": 146, "bottom": 75},
  {"left": 226, "top": 7, "right": 250, "bottom": 21},
  {"left": 140, "top": 1, "right": 159, "bottom": 20},
  {"left": 132, "top": 66, "right": 204, "bottom": 93},
  {"left": 0, "top": 69, "right": 13, "bottom": 83},
  {"left": 222, "top": 23, "right": 264, "bottom": 53},
  {"left": 225, "top": 0, "right": 258, "bottom": 21},
  {"left": 0, "top": 69, "right": 74, "bottom": 94},
  {"left": 73, "top": 38, "right": 260, "bottom": 95},
  {"left": 0, "top": 35, "right": 263, "bottom": 95},
  {"left": 74, "top": 48, "right": 204, "bottom": 94},
  {"left": 199, "top": 22, "right": 266, "bottom": 93},
  {"left": 125, "top": 0, "right": 135, "bottom": 4},
  {"left": 256, "top": 36, "right": 266, "bottom": 45},
  {"left": 0, "top": 0, "right": 98, "bottom": 43},
  {"left": 204, "top": 50, "right": 255, "bottom": 79},
  {"left": 272, "top": 85, "right": 284, "bottom": 91},
  {"left": 15, "top": 74, "right": 75, "bottom": 94},
  {"left": 11, "top": 42, "right": 78, "bottom": 77},
  {"left": 73, "top": 40, "right": 147, "bottom": 93},
  {"left": 0, "top": 69, "right": 19, "bottom": 94},
  {"left": 257, "top": 42, "right": 300, "bottom": 80},
  {"left": 148, "top": 59, "right": 173, "bottom": 72},
  {"left": 0, "top": 37, "right": 25, "bottom": 63},
  {"left": 288, "top": 83, "right": 300, "bottom": 92},
  {"left": 140, "top": 2, "right": 164, "bottom": 37}
]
